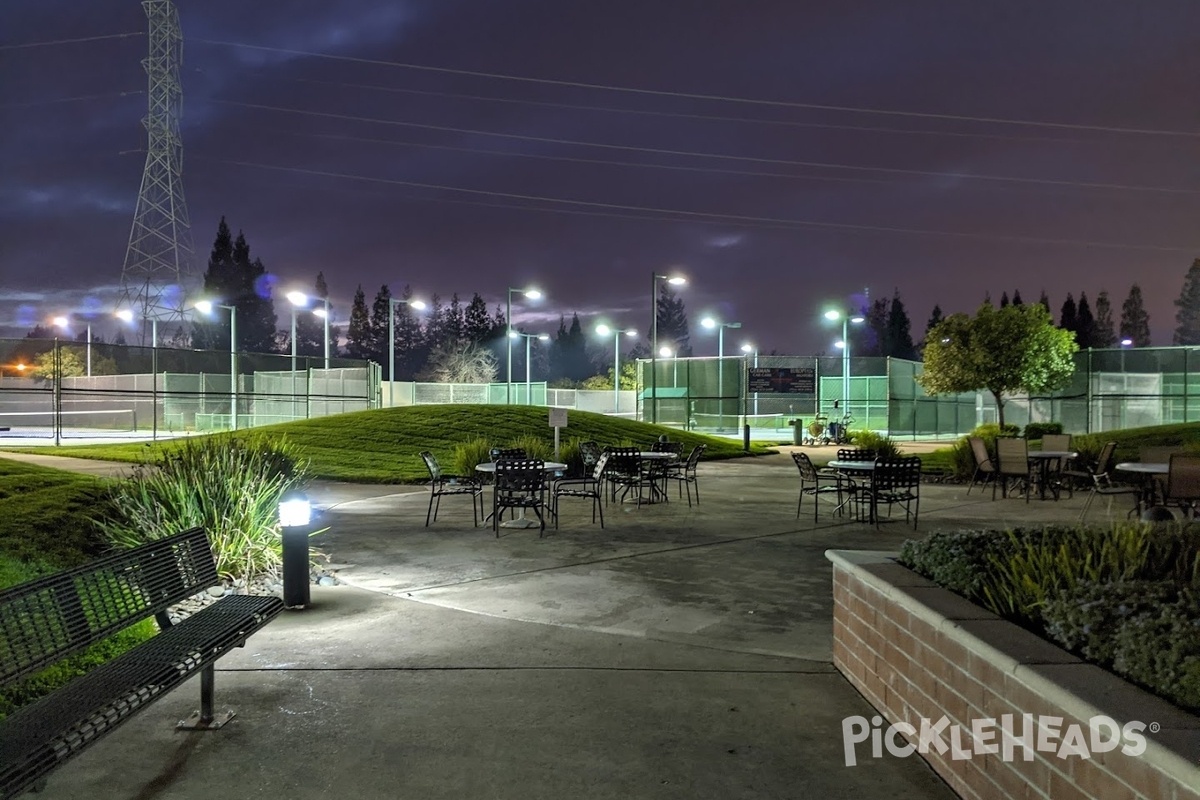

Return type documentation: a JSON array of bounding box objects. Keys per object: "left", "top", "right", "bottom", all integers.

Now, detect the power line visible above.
[
  {"left": 0, "top": 32, "right": 144, "bottom": 51},
  {"left": 193, "top": 155, "right": 1200, "bottom": 253},
  {"left": 0, "top": 90, "right": 144, "bottom": 110},
  {"left": 218, "top": 100, "right": 1200, "bottom": 196},
  {"left": 194, "top": 38, "right": 1200, "bottom": 139}
]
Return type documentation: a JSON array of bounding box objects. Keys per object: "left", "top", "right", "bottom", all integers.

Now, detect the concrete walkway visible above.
[{"left": 5, "top": 451, "right": 1105, "bottom": 799}]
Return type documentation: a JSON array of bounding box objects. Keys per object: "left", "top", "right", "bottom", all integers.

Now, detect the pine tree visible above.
[
  {"left": 463, "top": 293, "right": 492, "bottom": 344},
  {"left": 885, "top": 292, "right": 916, "bottom": 360},
  {"left": 393, "top": 284, "right": 425, "bottom": 380},
  {"left": 1012, "top": 289, "right": 1024, "bottom": 306},
  {"left": 1093, "top": 290, "right": 1117, "bottom": 347},
  {"left": 862, "top": 298, "right": 889, "bottom": 357},
  {"left": 1039, "top": 290, "right": 1051, "bottom": 314},
  {"left": 344, "top": 285, "right": 372, "bottom": 360},
  {"left": 1173, "top": 258, "right": 1200, "bottom": 345},
  {"left": 925, "top": 305, "right": 944, "bottom": 337},
  {"left": 369, "top": 285, "right": 392, "bottom": 367},
  {"left": 999, "top": 291, "right": 1010, "bottom": 308},
  {"left": 445, "top": 293, "right": 465, "bottom": 345},
  {"left": 1075, "top": 292, "right": 1096, "bottom": 349},
  {"left": 1119, "top": 284, "right": 1152, "bottom": 347},
  {"left": 423, "top": 294, "right": 448, "bottom": 361},
  {"left": 548, "top": 315, "right": 570, "bottom": 382},
  {"left": 654, "top": 285, "right": 691, "bottom": 356},
  {"left": 491, "top": 304, "right": 507, "bottom": 338},
  {"left": 192, "top": 218, "right": 236, "bottom": 351},
  {"left": 232, "top": 232, "right": 278, "bottom": 354},
  {"left": 293, "top": 273, "right": 326, "bottom": 358},
  {"left": 1059, "top": 293, "right": 1078, "bottom": 335},
  {"left": 563, "top": 313, "right": 591, "bottom": 381},
  {"left": 315, "top": 272, "right": 339, "bottom": 359}
]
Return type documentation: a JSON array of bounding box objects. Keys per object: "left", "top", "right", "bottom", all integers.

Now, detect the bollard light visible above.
[{"left": 278, "top": 491, "right": 313, "bottom": 608}]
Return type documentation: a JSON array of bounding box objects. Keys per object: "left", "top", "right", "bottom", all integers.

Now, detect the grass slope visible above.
[
  {"left": 8, "top": 405, "right": 771, "bottom": 483},
  {"left": 0, "top": 459, "right": 111, "bottom": 575}
]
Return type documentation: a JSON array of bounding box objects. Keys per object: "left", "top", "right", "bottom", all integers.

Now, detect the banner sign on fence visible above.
[{"left": 747, "top": 367, "right": 816, "bottom": 394}]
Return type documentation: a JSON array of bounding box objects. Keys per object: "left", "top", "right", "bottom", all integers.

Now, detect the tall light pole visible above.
[
  {"left": 741, "top": 343, "right": 759, "bottom": 416},
  {"left": 312, "top": 297, "right": 331, "bottom": 369},
  {"left": 387, "top": 296, "right": 426, "bottom": 406},
  {"left": 52, "top": 316, "right": 92, "bottom": 377},
  {"left": 194, "top": 300, "right": 237, "bottom": 430},
  {"left": 650, "top": 273, "right": 687, "bottom": 423},
  {"left": 701, "top": 317, "right": 742, "bottom": 429},
  {"left": 506, "top": 287, "right": 543, "bottom": 404},
  {"left": 509, "top": 330, "right": 550, "bottom": 404},
  {"left": 286, "top": 291, "right": 308, "bottom": 371},
  {"left": 596, "top": 324, "right": 637, "bottom": 415},
  {"left": 116, "top": 309, "right": 157, "bottom": 348},
  {"left": 824, "top": 309, "right": 865, "bottom": 417}
]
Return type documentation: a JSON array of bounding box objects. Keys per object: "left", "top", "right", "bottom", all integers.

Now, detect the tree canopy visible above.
[
  {"left": 917, "top": 302, "right": 1078, "bottom": 429},
  {"left": 1174, "top": 259, "right": 1200, "bottom": 345}
]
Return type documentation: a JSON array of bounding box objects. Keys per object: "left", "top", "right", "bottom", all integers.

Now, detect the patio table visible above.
[
  {"left": 1028, "top": 450, "right": 1077, "bottom": 500},
  {"left": 1115, "top": 462, "right": 1169, "bottom": 509},
  {"left": 476, "top": 461, "right": 568, "bottom": 527}
]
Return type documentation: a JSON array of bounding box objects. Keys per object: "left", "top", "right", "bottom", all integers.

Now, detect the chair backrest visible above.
[
  {"left": 792, "top": 451, "right": 818, "bottom": 480},
  {"left": 1166, "top": 454, "right": 1200, "bottom": 502},
  {"left": 837, "top": 448, "right": 875, "bottom": 462},
  {"left": 1041, "top": 434, "right": 1072, "bottom": 452},
  {"left": 420, "top": 451, "right": 442, "bottom": 480},
  {"left": 685, "top": 444, "right": 705, "bottom": 470},
  {"left": 652, "top": 440, "right": 684, "bottom": 454},
  {"left": 995, "top": 437, "right": 1029, "bottom": 477},
  {"left": 579, "top": 441, "right": 603, "bottom": 468},
  {"left": 968, "top": 437, "right": 994, "bottom": 473},
  {"left": 494, "top": 459, "right": 545, "bottom": 493},
  {"left": 491, "top": 447, "right": 527, "bottom": 462},
  {"left": 591, "top": 452, "right": 611, "bottom": 480},
  {"left": 872, "top": 456, "right": 921, "bottom": 491},
  {"left": 1092, "top": 441, "right": 1118, "bottom": 477},
  {"left": 605, "top": 447, "right": 641, "bottom": 477},
  {"left": 1140, "top": 446, "right": 1181, "bottom": 465}
]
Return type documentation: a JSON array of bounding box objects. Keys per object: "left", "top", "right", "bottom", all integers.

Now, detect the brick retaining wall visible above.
[{"left": 827, "top": 550, "right": 1200, "bottom": 800}]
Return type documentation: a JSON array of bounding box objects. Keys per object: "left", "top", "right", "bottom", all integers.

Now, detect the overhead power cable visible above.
[
  {"left": 218, "top": 100, "right": 1200, "bottom": 196},
  {"left": 0, "top": 32, "right": 144, "bottom": 51},
  {"left": 193, "top": 38, "right": 1200, "bottom": 139},
  {"left": 0, "top": 90, "right": 144, "bottom": 109},
  {"left": 192, "top": 155, "right": 1200, "bottom": 253}
]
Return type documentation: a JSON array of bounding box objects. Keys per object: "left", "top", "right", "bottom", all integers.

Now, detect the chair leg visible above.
[{"left": 426, "top": 490, "right": 436, "bottom": 526}]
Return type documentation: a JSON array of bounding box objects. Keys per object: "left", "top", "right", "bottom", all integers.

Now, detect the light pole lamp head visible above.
[
  {"left": 658, "top": 346, "right": 674, "bottom": 358},
  {"left": 1120, "top": 338, "right": 1133, "bottom": 347},
  {"left": 193, "top": 300, "right": 214, "bottom": 315},
  {"left": 286, "top": 291, "right": 309, "bottom": 308},
  {"left": 850, "top": 315, "right": 865, "bottom": 324},
  {"left": 536, "top": 333, "right": 550, "bottom": 342},
  {"left": 519, "top": 287, "right": 543, "bottom": 300},
  {"left": 312, "top": 307, "right": 328, "bottom": 319},
  {"left": 595, "top": 323, "right": 612, "bottom": 336},
  {"left": 740, "top": 343, "right": 754, "bottom": 354},
  {"left": 824, "top": 309, "right": 841, "bottom": 322},
  {"left": 834, "top": 340, "right": 846, "bottom": 349},
  {"left": 52, "top": 316, "right": 69, "bottom": 329},
  {"left": 115, "top": 309, "right": 134, "bottom": 323},
  {"left": 404, "top": 298, "right": 427, "bottom": 311},
  {"left": 701, "top": 317, "right": 716, "bottom": 329},
  {"left": 666, "top": 276, "right": 686, "bottom": 286},
  {"left": 623, "top": 328, "right": 637, "bottom": 338}
]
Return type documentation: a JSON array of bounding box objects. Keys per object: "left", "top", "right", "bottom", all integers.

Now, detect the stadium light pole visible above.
[
  {"left": 387, "top": 297, "right": 427, "bottom": 407},
  {"left": 596, "top": 324, "right": 637, "bottom": 415},
  {"left": 700, "top": 317, "right": 741, "bottom": 430},
  {"left": 650, "top": 273, "right": 686, "bottom": 424},
  {"left": 194, "top": 300, "right": 237, "bottom": 430},
  {"left": 52, "top": 315, "right": 92, "bottom": 377},
  {"left": 741, "top": 343, "right": 759, "bottom": 416},
  {"left": 506, "top": 287, "right": 543, "bottom": 405},
  {"left": 509, "top": 330, "right": 550, "bottom": 404},
  {"left": 824, "top": 309, "right": 865, "bottom": 415},
  {"left": 311, "top": 298, "right": 331, "bottom": 369},
  {"left": 115, "top": 309, "right": 157, "bottom": 349}
]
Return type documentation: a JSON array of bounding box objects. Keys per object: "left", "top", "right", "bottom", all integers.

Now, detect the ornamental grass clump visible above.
[
  {"left": 847, "top": 429, "right": 900, "bottom": 458},
  {"left": 98, "top": 434, "right": 312, "bottom": 582},
  {"left": 452, "top": 436, "right": 493, "bottom": 476}
]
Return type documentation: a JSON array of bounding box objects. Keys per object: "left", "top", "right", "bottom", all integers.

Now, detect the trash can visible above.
[{"left": 789, "top": 418, "right": 803, "bottom": 445}]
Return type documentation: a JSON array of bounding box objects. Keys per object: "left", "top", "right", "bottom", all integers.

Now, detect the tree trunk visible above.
[{"left": 992, "top": 390, "right": 1006, "bottom": 430}]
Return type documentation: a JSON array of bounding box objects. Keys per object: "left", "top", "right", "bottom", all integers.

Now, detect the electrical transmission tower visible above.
[{"left": 118, "top": 0, "right": 194, "bottom": 343}]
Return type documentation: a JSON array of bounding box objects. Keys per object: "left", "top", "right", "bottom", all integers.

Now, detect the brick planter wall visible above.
[{"left": 827, "top": 550, "right": 1200, "bottom": 800}]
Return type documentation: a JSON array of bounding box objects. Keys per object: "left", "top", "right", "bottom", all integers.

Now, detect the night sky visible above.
[{"left": 3, "top": 0, "right": 1199, "bottom": 354}]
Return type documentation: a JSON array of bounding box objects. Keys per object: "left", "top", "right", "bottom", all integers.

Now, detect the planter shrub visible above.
[{"left": 1023, "top": 421, "right": 1064, "bottom": 440}]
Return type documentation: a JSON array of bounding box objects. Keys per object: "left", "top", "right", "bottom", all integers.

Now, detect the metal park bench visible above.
[{"left": 0, "top": 527, "right": 284, "bottom": 798}]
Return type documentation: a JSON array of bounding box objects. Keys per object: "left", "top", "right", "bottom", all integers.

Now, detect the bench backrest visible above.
[{"left": 0, "top": 527, "right": 218, "bottom": 686}]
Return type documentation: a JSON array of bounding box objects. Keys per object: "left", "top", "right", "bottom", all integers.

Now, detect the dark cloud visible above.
[{"left": 2, "top": 0, "right": 1199, "bottom": 353}]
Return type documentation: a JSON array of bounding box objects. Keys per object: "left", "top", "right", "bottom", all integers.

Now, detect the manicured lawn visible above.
[{"left": 2, "top": 405, "right": 773, "bottom": 484}]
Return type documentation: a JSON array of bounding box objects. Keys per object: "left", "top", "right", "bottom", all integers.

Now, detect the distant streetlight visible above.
[
  {"left": 115, "top": 308, "right": 158, "bottom": 348},
  {"left": 509, "top": 330, "right": 550, "bottom": 405},
  {"left": 658, "top": 345, "right": 678, "bottom": 388},
  {"left": 387, "top": 296, "right": 426, "bottom": 405},
  {"left": 596, "top": 324, "right": 637, "bottom": 415},
  {"left": 53, "top": 315, "right": 92, "bottom": 377},
  {"left": 311, "top": 298, "right": 331, "bottom": 368},
  {"left": 506, "top": 287, "right": 543, "bottom": 405},
  {"left": 700, "top": 316, "right": 742, "bottom": 426},
  {"left": 650, "top": 273, "right": 687, "bottom": 423},
  {"left": 741, "top": 343, "right": 759, "bottom": 416},
  {"left": 194, "top": 300, "right": 238, "bottom": 430},
  {"left": 1120, "top": 338, "right": 1133, "bottom": 347},
  {"left": 824, "top": 309, "right": 865, "bottom": 416},
  {"left": 286, "top": 291, "right": 309, "bottom": 371}
]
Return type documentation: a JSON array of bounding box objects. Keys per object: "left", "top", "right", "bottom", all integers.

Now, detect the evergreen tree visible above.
[
  {"left": 232, "top": 232, "right": 278, "bottom": 354},
  {"left": 1120, "top": 284, "right": 1152, "bottom": 346},
  {"left": 562, "top": 313, "right": 591, "bottom": 381},
  {"left": 999, "top": 291, "right": 1010, "bottom": 308},
  {"left": 192, "top": 217, "right": 236, "bottom": 352},
  {"left": 1075, "top": 292, "right": 1096, "bottom": 349},
  {"left": 463, "top": 293, "right": 492, "bottom": 344},
  {"left": 344, "top": 285, "right": 372, "bottom": 360},
  {"left": 921, "top": 305, "right": 944, "bottom": 353},
  {"left": 548, "top": 316, "right": 570, "bottom": 382},
  {"left": 369, "top": 285, "right": 392, "bottom": 367},
  {"left": 653, "top": 285, "right": 691, "bottom": 356},
  {"left": 1093, "top": 290, "right": 1117, "bottom": 348},
  {"left": 446, "top": 293, "right": 465, "bottom": 345},
  {"left": 491, "top": 304, "right": 507, "bottom": 338},
  {"left": 862, "top": 298, "right": 889, "bottom": 357},
  {"left": 293, "top": 273, "right": 326, "bottom": 358},
  {"left": 394, "top": 284, "right": 425, "bottom": 380},
  {"left": 1173, "top": 258, "right": 1200, "bottom": 345},
  {"left": 982, "top": 291, "right": 993, "bottom": 307},
  {"left": 1059, "top": 293, "right": 1078, "bottom": 335},
  {"left": 1039, "top": 290, "right": 1051, "bottom": 314},
  {"left": 1012, "top": 289, "right": 1024, "bottom": 306},
  {"left": 885, "top": 292, "right": 916, "bottom": 360}
]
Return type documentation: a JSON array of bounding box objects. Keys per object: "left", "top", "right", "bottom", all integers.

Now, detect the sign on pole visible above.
[{"left": 549, "top": 408, "right": 568, "bottom": 459}]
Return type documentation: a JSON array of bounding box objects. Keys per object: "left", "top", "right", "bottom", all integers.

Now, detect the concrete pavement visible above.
[{"left": 4, "top": 449, "right": 1107, "bottom": 799}]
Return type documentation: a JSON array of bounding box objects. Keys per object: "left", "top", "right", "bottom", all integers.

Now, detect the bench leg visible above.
[{"left": 177, "top": 664, "right": 236, "bottom": 730}]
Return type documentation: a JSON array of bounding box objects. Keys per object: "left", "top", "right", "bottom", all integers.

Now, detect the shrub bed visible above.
[{"left": 899, "top": 522, "right": 1200, "bottom": 713}]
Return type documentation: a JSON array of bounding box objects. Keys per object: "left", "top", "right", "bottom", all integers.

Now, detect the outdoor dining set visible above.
[
  {"left": 419, "top": 440, "right": 707, "bottom": 535},
  {"left": 793, "top": 449, "right": 923, "bottom": 529},
  {"left": 963, "top": 433, "right": 1200, "bottom": 521}
]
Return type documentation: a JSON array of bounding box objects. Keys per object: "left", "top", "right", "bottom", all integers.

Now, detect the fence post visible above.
[{"left": 53, "top": 339, "right": 61, "bottom": 446}]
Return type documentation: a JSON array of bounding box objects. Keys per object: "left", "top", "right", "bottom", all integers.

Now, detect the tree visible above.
[
  {"left": 1173, "top": 258, "right": 1200, "bottom": 345},
  {"left": 463, "top": 293, "right": 492, "bottom": 344},
  {"left": 548, "top": 313, "right": 591, "bottom": 382},
  {"left": 885, "top": 291, "right": 916, "bottom": 360},
  {"left": 192, "top": 218, "right": 277, "bottom": 354},
  {"left": 1075, "top": 292, "right": 1096, "bottom": 349},
  {"left": 1093, "top": 290, "right": 1117, "bottom": 348},
  {"left": 292, "top": 273, "right": 326, "bottom": 358},
  {"left": 1119, "top": 284, "right": 1152, "bottom": 347},
  {"left": 917, "top": 302, "right": 1077, "bottom": 430},
  {"left": 369, "top": 285, "right": 392, "bottom": 367},
  {"left": 344, "top": 286, "right": 372, "bottom": 361},
  {"left": 418, "top": 340, "right": 497, "bottom": 383},
  {"left": 923, "top": 305, "right": 943, "bottom": 341},
  {"left": 393, "top": 284, "right": 425, "bottom": 380},
  {"left": 653, "top": 285, "right": 691, "bottom": 356},
  {"left": 859, "top": 298, "right": 889, "bottom": 357},
  {"left": 1038, "top": 290, "right": 1051, "bottom": 314},
  {"left": 1012, "top": 290, "right": 1024, "bottom": 306},
  {"left": 445, "top": 293, "right": 465, "bottom": 345},
  {"left": 999, "top": 291, "right": 1010, "bottom": 308},
  {"left": 1059, "top": 293, "right": 1078, "bottom": 335}
]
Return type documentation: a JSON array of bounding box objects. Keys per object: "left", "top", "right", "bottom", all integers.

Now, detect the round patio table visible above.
[
  {"left": 475, "top": 461, "right": 568, "bottom": 528},
  {"left": 1028, "top": 450, "right": 1077, "bottom": 500}
]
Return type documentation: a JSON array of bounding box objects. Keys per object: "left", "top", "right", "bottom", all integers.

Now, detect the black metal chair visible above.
[
  {"left": 857, "top": 456, "right": 922, "bottom": 528},
  {"left": 552, "top": 453, "right": 609, "bottom": 528},
  {"left": 492, "top": 458, "right": 548, "bottom": 535},
  {"left": 604, "top": 447, "right": 648, "bottom": 507},
  {"left": 1077, "top": 441, "right": 1143, "bottom": 523},
  {"left": 420, "top": 451, "right": 483, "bottom": 526},
  {"left": 665, "top": 444, "right": 706, "bottom": 506},
  {"left": 578, "top": 441, "right": 603, "bottom": 472},
  {"left": 792, "top": 452, "right": 846, "bottom": 521},
  {"left": 965, "top": 436, "right": 996, "bottom": 495}
]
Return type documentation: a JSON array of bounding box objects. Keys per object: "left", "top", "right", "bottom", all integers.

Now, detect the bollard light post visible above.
[{"left": 278, "top": 491, "right": 313, "bottom": 609}]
